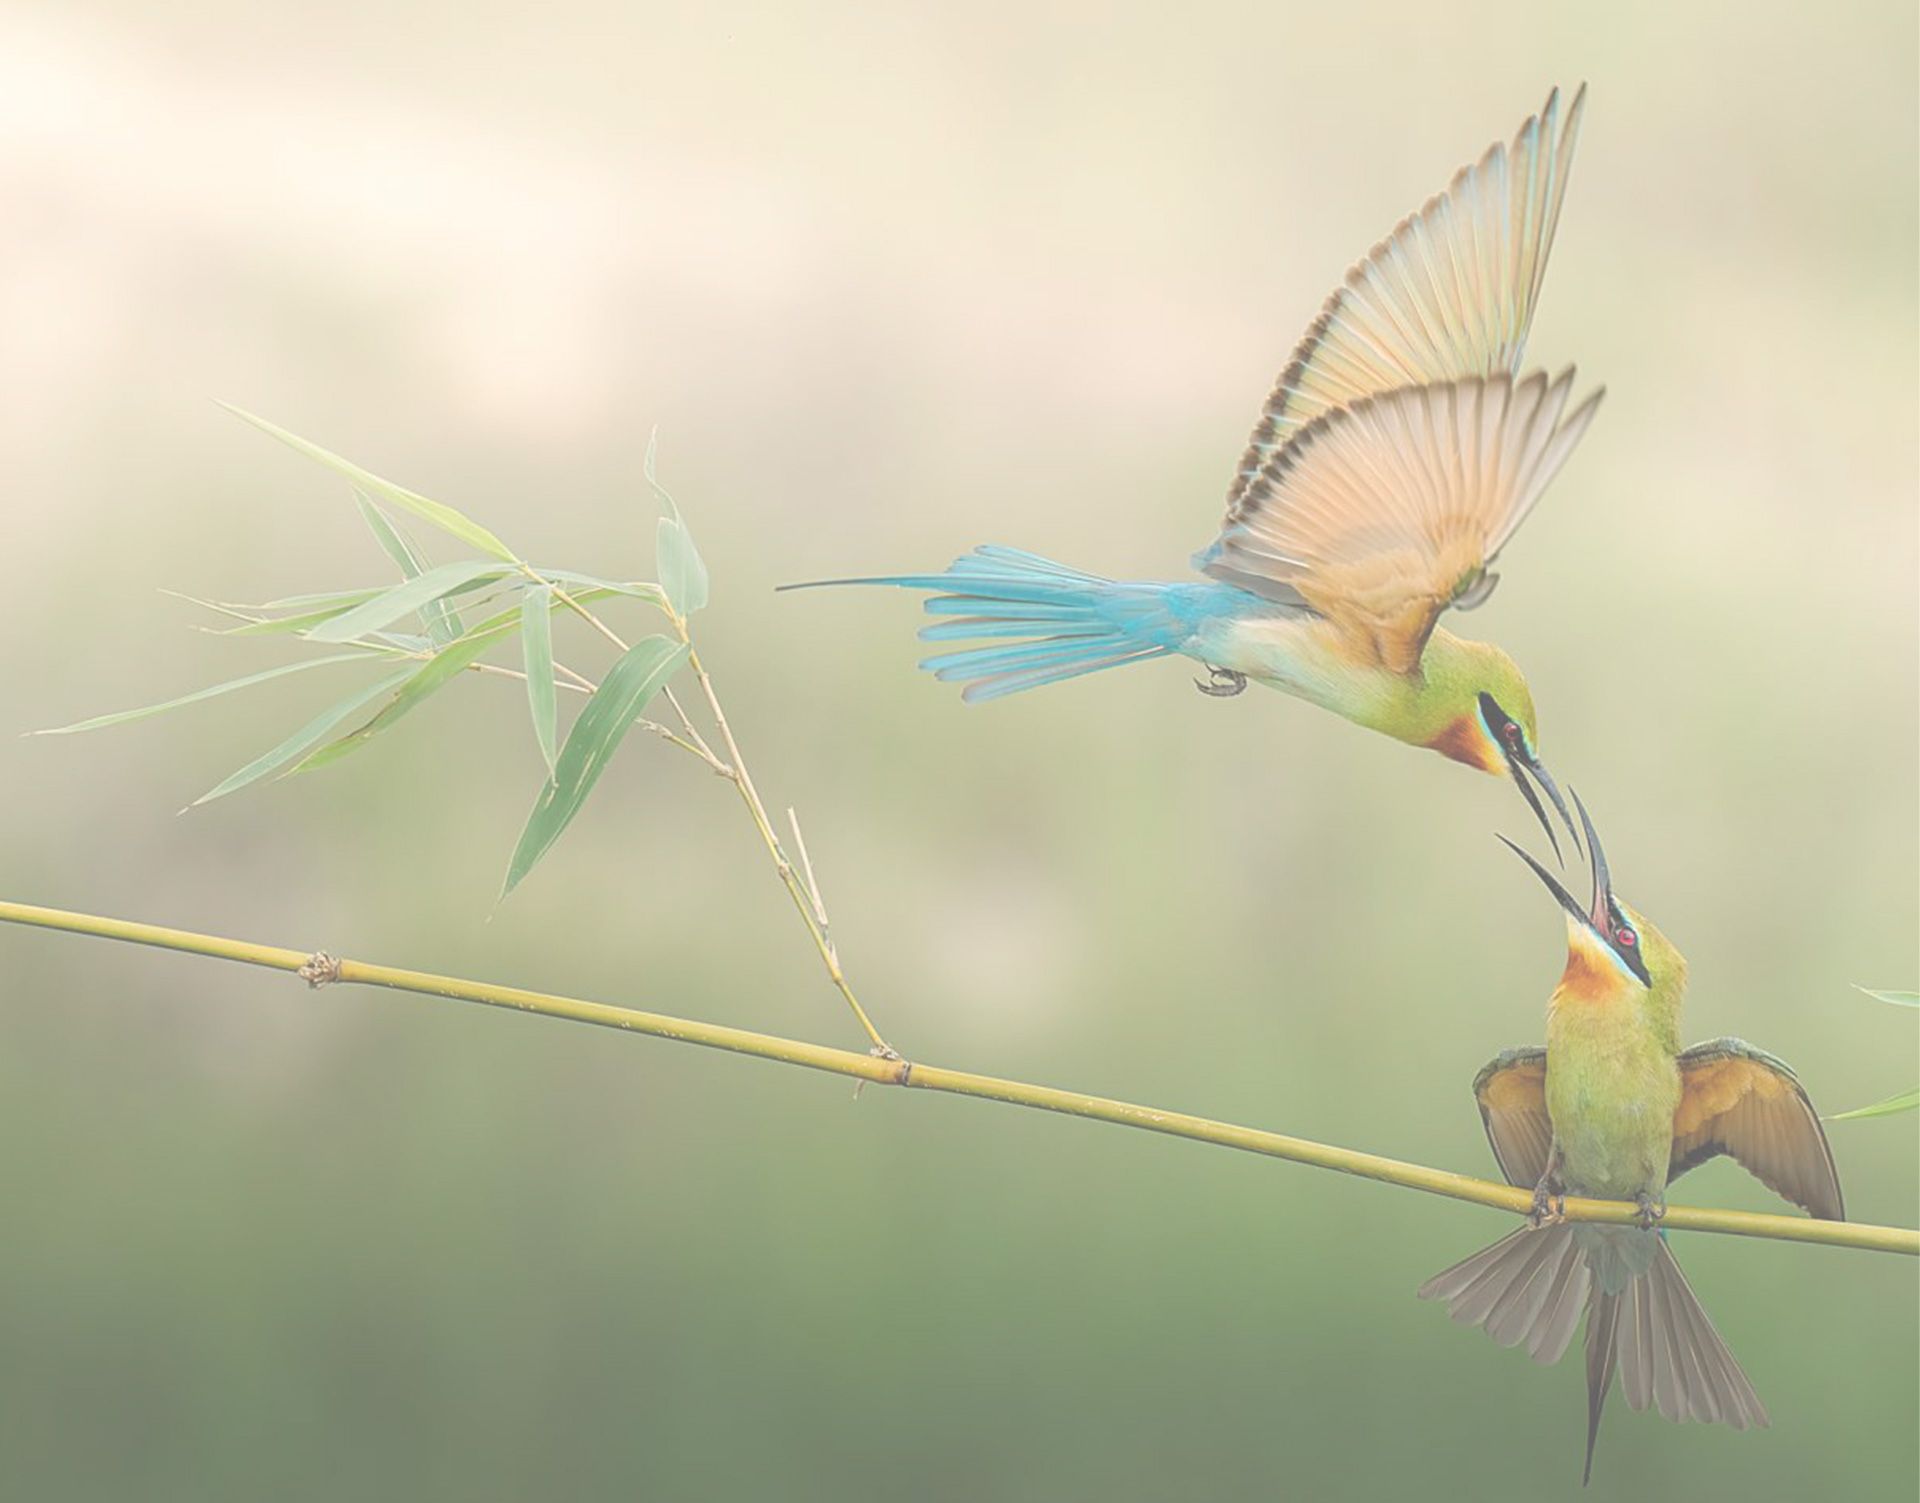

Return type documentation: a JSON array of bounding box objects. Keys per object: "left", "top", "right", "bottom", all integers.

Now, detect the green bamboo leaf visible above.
[
  {"left": 188, "top": 664, "right": 419, "bottom": 807},
  {"left": 462, "top": 585, "right": 620, "bottom": 640},
  {"left": 357, "top": 496, "right": 462, "bottom": 646},
  {"left": 1829, "top": 1087, "right": 1920, "bottom": 1121},
  {"left": 644, "top": 430, "right": 707, "bottom": 617},
  {"left": 294, "top": 627, "right": 514, "bottom": 773},
  {"left": 502, "top": 635, "right": 689, "bottom": 897},
  {"left": 222, "top": 605, "right": 379, "bottom": 637},
  {"left": 536, "top": 569, "right": 669, "bottom": 609},
  {"left": 1854, "top": 986, "right": 1919, "bottom": 1007},
  {"left": 305, "top": 560, "right": 509, "bottom": 643},
  {"left": 35, "top": 654, "right": 378, "bottom": 734},
  {"left": 657, "top": 514, "right": 709, "bottom": 618},
  {"left": 221, "top": 404, "right": 520, "bottom": 563},
  {"left": 262, "top": 588, "right": 385, "bottom": 612},
  {"left": 521, "top": 584, "right": 557, "bottom": 774}
]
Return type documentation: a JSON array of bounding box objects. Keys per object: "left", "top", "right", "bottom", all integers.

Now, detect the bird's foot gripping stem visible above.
[
  {"left": 1633, "top": 1192, "right": 1666, "bottom": 1229},
  {"left": 1195, "top": 666, "right": 1247, "bottom": 698},
  {"left": 1528, "top": 1182, "right": 1567, "bottom": 1228}
]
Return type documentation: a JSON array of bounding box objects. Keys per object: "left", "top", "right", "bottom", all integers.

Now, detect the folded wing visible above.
[
  {"left": 1225, "top": 85, "right": 1586, "bottom": 510},
  {"left": 1473, "top": 1046, "right": 1553, "bottom": 1189}
]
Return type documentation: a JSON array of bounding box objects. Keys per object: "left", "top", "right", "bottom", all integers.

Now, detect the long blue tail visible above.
[{"left": 783, "top": 545, "right": 1217, "bottom": 703}]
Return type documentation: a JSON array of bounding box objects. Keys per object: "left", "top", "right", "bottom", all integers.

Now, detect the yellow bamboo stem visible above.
[{"left": 2, "top": 897, "right": 1911, "bottom": 1258}]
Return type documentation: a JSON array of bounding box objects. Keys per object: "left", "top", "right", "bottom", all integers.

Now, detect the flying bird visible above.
[
  {"left": 1419, "top": 795, "right": 1845, "bottom": 1483},
  {"left": 787, "top": 87, "right": 1599, "bottom": 851}
]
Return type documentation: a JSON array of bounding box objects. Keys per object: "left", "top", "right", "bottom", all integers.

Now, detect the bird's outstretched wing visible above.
[
  {"left": 1668, "top": 1038, "right": 1845, "bottom": 1220},
  {"left": 1224, "top": 85, "right": 1586, "bottom": 510},
  {"left": 1199, "top": 370, "right": 1601, "bottom": 672},
  {"left": 1472, "top": 1047, "right": 1553, "bottom": 1189}
]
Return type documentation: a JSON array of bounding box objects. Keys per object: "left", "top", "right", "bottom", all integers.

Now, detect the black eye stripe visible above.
[{"left": 1478, "top": 692, "right": 1527, "bottom": 753}]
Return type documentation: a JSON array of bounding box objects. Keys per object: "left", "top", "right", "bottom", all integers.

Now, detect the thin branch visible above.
[
  {"left": 2, "top": 897, "right": 1910, "bottom": 1259},
  {"left": 681, "top": 645, "right": 894, "bottom": 1056},
  {"left": 468, "top": 661, "right": 590, "bottom": 696}
]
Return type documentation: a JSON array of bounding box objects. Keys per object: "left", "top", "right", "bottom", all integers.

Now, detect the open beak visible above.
[
  {"left": 1497, "top": 830, "right": 1591, "bottom": 930},
  {"left": 1499, "top": 788, "right": 1611, "bottom": 933},
  {"left": 1504, "top": 743, "right": 1581, "bottom": 866},
  {"left": 1499, "top": 789, "right": 1650, "bottom": 985}
]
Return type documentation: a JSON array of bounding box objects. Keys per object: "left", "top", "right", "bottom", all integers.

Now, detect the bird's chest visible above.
[
  {"left": 1197, "top": 613, "right": 1410, "bottom": 725},
  {"left": 1545, "top": 1005, "right": 1681, "bottom": 1200}
]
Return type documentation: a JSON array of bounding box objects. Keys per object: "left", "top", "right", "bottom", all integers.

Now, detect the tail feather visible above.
[
  {"left": 1583, "top": 1288, "right": 1622, "bottom": 1484},
  {"left": 1626, "top": 1241, "right": 1768, "bottom": 1430},
  {"left": 1528, "top": 1238, "right": 1590, "bottom": 1361},
  {"left": 1420, "top": 1224, "right": 1588, "bottom": 1363},
  {"left": 1421, "top": 1224, "right": 1768, "bottom": 1486},
  {"left": 781, "top": 546, "right": 1233, "bottom": 702}
]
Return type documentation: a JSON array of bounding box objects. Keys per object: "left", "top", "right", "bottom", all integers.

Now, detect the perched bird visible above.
[
  {"left": 1419, "top": 796, "right": 1844, "bottom": 1483},
  {"left": 788, "top": 87, "right": 1599, "bottom": 851}
]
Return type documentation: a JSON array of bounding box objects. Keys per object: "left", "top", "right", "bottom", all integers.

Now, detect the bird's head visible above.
[
  {"left": 1502, "top": 792, "right": 1683, "bottom": 996},
  {"left": 1423, "top": 642, "right": 1577, "bottom": 859}
]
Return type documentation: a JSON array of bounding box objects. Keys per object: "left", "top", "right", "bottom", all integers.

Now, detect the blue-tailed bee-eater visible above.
[
  {"left": 788, "top": 87, "right": 1599, "bottom": 851},
  {"left": 1419, "top": 795, "right": 1844, "bottom": 1483}
]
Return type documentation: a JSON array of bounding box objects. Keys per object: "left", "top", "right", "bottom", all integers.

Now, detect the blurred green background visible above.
[{"left": 2, "top": 2, "right": 1914, "bottom": 1498}]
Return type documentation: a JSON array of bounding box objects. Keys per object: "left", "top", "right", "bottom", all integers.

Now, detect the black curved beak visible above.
[
  {"left": 1497, "top": 783, "right": 1620, "bottom": 948},
  {"left": 1505, "top": 744, "right": 1580, "bottom": 867},
  {"left": 1498, "top": 831, "right": 1590, "bottom": 929}
]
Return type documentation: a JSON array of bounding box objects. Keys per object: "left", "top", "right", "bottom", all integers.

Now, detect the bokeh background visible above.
[{"left": 2, "top": 3, "right": 1914, "bottom": 1499}]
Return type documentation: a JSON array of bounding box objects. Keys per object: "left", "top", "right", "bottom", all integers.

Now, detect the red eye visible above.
[
  {"left": 1504, "top": 724, "right": 1521, "bottom": 745},
  {"left": 1617, "top": 928, "right": 1637, "bottom": 947}
]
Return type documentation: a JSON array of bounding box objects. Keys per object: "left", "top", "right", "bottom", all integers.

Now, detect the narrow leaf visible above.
[
  {"left": 189, "top": 664, "right": 418, "bottom": 806},
  {"left": 521, "top": 584, "right": 557, "bottom": 774},
  {"left": 221, "top": 404, "right": 520, "bottom": 563},
  {"left": 262, "top": 588, "right": 385, "bottom": 612},
  {"left": 502, "top": 636, "right": 689, "bottom": 896},
  {"left": 1854, "top": 986, "right": 1919, "bottom": 1008},
  {"left": 36, "top": 654, "right": 376, "bottom": 734},
  {"left": 222, "top": 604, "right": 385, "bottom": 637},
  {"left": 536, "top": 569, "right": 669, "bottom": 609},
  {"left": 294, "top": 628, "right": 513, "bottom": 773},
  {"left": 357, "top": 496, "right": 462, "bottom": 646},
  {"left": 1829, "top": 1087, "right": 1920, "bottom": 1121},
  {"left": 657, "top": 514, "right": 709, "bottom": 617},
  {"left": 643, "top": 430, "right": 707, "bottom": 616},
  {"left": 306, "top": 560, "right": 508, "bottom": 643},
  {"left": 462, "top": 585, "right": 620, "bottom": 641}
]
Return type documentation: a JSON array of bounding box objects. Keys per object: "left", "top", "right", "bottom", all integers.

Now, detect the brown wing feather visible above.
[
  {"left": 1473, "top": 1047, "right": 1553, "bottom": 1190},
  {"left": 1225, "top": 85, "right": 1586, "bottom": 511},
  {"left": 1203, "top": 370, "right": 1602, "bottom": 671},
  {"left": 1668, "top": 1039, "right": 1845, "bottom": 1220}
]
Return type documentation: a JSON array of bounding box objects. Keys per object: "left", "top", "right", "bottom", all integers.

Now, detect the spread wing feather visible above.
[
  {"left": 1202, "top": 369, "right": 1602, "bottom": 671},
  {"left": 1225, "top": 85, "right": 1586, "bottom": 508},
  {"left": 1669, "top": 1039, "right": 1845, "bottom": 1220}
]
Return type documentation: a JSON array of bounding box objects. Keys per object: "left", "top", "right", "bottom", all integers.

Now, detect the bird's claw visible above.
[
  {"left": 1528, "top": 1185, "right": 1567, "bottom": 1228},
  {"left": 1195, "top": 666, "right": 1247, "bottom": 698},
  {"left": 1634, "top": 1193, "right": 1666, "bottom": 1229}
]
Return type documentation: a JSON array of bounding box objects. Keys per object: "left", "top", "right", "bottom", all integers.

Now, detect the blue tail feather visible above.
[{"left": 782, "top": 545, "right": 1240, "bottom": 701}]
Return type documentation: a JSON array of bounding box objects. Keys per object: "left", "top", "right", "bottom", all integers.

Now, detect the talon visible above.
[
  {"left": 1528, "top": 1183, "right": 1556, "bottom": 1228},
  {"left": 1194, "top": 666, "right": 1248, "bottom": 698},
  {"left": 1634, "top": 1192, "right": 1665, "bottom": 1229}
]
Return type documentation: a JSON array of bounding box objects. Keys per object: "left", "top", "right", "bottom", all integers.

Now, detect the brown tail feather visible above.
[
  {"left": 1421, "top": 1225, "right": 1768, "bottom": 1485},
  {"left": 1582, "top": 1288, "right": 1621, "bottom": 1485},
  {"left": 1619, "top": 1241, "right": 1769, "bottom": 1431}
]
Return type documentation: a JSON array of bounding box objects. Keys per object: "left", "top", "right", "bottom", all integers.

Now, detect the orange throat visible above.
[
  {"left": 1427, "top": 715, "right": 1502, "bottom": 774},
  {"left": 1555, "top": 926, "right": 1630, "bottom": 1004}
]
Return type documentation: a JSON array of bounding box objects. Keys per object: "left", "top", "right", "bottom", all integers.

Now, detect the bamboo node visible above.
[{"left": 298, "top": 951, "right": 343, "bottom": 988}]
